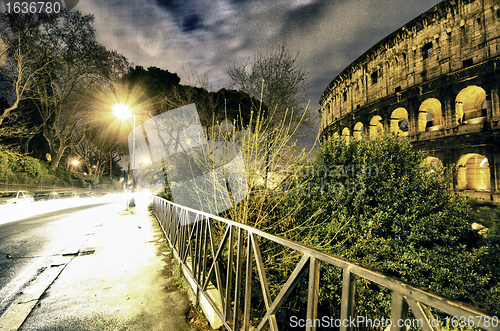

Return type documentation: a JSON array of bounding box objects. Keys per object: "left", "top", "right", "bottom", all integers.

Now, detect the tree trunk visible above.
[{"left": 50, "top": 147, "right": 66, "bottom": 171}]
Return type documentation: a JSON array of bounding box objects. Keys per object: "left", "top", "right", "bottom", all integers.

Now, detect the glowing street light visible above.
[
  {"left": 71, "top": 160, "right": 79, "bottom": 166},
  {"left": 113, "top": 103, "right": 136, "bottom": 208},
  {"left": 112, "top": 104, "right": 132, "bottom": 120}
]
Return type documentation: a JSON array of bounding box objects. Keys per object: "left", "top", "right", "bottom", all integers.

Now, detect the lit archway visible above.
[
  {"left": 456, "top": 153, "right": 490, "bottom": 191},
  {"left": 418, "top": 98, "right": 443, "bottom": 133},
  {"left": 369, "top": 115, "right": 384, "bottom": 138},
  {"left": 390, "top": 108, "right": 409, "bottom": 136},
  {"left": 353, "top": 122, "right": 365, "bottom": 141},
  {"left": 341, "top": 127, "right": 350, "bottom": 142},
  {"left": 455, "top": 86, "right": 487, "bottom": 125}
]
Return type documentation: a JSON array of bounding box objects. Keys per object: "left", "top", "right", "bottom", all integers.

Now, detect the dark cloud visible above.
[
  {"left": 229, "top": 0, "right": 247, "bottom": 5},
  {"left": 282, "top": 0, "right": 330, "bottom": 32},
  {"left": 182, "top": 14, "right": 203, "bottom": 32},
  {"left": 155, "top": 0, "right": 204, "bottom": 33},
  {"left": 155, "top": 0, "right": 180, "bottom": 12}
]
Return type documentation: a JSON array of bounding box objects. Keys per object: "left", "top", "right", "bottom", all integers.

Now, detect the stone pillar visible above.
[
  {"left": 443, "top": 96, "right": 454, "bottom": 129},
  {"left": 490, "top": 85, "right": 500, "bottom": 120},
  {"left": 407, "top": 98, "right": 418, "bottom": 136},
  {"left": 494, "top": 146, "right": 500, "bottom": 194}
]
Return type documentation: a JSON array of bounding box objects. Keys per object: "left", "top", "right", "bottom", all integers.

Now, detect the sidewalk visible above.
[{"left": 2, "top": 194, "right": 209, "bottom": 331}]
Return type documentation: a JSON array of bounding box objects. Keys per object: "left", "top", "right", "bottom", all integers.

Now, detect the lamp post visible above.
[{"left": 113, "top": 104, "right": 136, "bottom": 208}]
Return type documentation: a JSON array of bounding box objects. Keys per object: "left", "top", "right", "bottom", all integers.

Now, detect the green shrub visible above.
[
  {"left": 270, "top": 134, "right": 498, "bottom": 317},
  {"left": 18, "top": 156, "right": 45, "bottom": 177},
  {"left": 0, "top": 151, "right": 9, "bottom": 180}
]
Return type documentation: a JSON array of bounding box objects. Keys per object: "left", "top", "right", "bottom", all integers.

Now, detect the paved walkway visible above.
[{"left": 0, "top": 194, "right": 204, "bottom": 331}]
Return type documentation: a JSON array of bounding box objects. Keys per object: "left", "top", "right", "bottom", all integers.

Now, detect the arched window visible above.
[
  {"left": 456, "top": 154, "right": 490, "bottom": 191},
  {"left": 369, "top": 115, "right": 384, "bottom": 138},
  {"left": 390, "top": 108, "right": 409, "bottom": 137},
  {"left": 353, "top": 122, "right": 365, "bottom": 141},
  {"left": 455, "top": 86, "right": 487, "bottom": 125},
  {"left": 417, "top": 98, "right": 443, "bottom": 133}
]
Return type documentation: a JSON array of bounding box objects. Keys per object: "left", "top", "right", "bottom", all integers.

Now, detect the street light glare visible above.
[
  {"left": 113, "top": 104, "right": 132, "bottom": 119},
  {"left": 71, "top": 160, "right": 79, "bottom": 166}
]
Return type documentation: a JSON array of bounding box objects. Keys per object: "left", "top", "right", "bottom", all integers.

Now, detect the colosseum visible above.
[{"left": 319, "top": 0, "right": 500, "bottom": 203}]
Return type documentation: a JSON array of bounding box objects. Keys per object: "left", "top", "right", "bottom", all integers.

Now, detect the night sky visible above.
[{"left": 3, "top": 0, "right": 443, "bottom": 131}]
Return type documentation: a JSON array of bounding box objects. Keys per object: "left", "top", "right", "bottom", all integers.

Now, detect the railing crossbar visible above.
[
  {"left": 201, "top": 217, "right": 209, "bottom": 288},
  {"left": 406, "top": 299, "right": 439, "bottom": 331},
  {"left": 251, "top": 233, "right": 278, "bottom": 331},
  {"left": 203, "top": 223, "right": 231, "bottom": 301},
  {"left": 306, "top": 257, "right": 320, "bottom": 331},
  {"left": 340, "top": 268, "right": 356, "bottom": 331},
  {"left": 256, "top": 254, "right": 311, "bottom": 331},
  {"left": 233, "top": 228, "right": 244, "bottom": 330},
  {"left": 243, "top": 234, "right": 253, "bottom": 331},
  {"left": 181, "top": 213, "right": 197, "bottom": 265},
  {"left": 224, "top": 225, "right": 234, "bottom": 322},
  {"left": 194, "top": 217, "right": 203, "bottom": 283}
]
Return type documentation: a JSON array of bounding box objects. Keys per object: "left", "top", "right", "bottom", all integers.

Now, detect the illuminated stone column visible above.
[
  {"left": 490, "top": 85, "right": 500, "bottom": 120},
  {"left": 457, "top": 165, "right": 467, "bottom": 190},
  {"left": 407, "top": 99, "right": 419, "bottom": 137},
  {"left": 443, "top": 97, "right": 454, "bottom": 129},
  {"left": 493, "top": 149, "right": 500, "bottom": 194}
]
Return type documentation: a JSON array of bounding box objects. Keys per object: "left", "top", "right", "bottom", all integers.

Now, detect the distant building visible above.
[{"left": 319, "top": 0, "right": 500, "bottom": 203}]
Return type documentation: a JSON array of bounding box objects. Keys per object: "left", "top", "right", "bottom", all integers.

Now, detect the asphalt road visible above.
[
  {"left": 0, "top": 202, "right": 116, "bottom": 318},
  {"left": 0, "top": 195, "right": 197, "bottom": 331}
]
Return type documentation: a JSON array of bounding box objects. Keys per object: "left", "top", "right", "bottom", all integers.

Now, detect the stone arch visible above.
[
  {"left": 456, "top": 153, "right": 491, "bottom": 191},
  {"left": 390, "top": 107, "right": 409, "bottom": 136},
  {"left": 353, "top": 122, "right": 365, "bottom": 141},
  {"left": 417, "top": 98, "right": 443, "bottom": 133},
  {"left": 455, "top": 85, "right": 487, "bottom": 125},
  {"left": 369, "top": 115, "right": 384, "bottom": 138}
]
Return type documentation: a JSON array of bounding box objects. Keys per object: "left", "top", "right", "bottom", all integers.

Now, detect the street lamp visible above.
[
  {"left": 69, "top": 159, "right": 79, "bottom": 172},
  {"left": 113, "top": 103, "right": 136, "bottom": 208}
]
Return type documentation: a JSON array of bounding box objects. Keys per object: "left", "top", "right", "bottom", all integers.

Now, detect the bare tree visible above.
[
  {"left": 21, "top": 11, "right": 128, "bottom": 170},
  {"left": 74, "top": 135, "right": 121, "bottom": 181},
  {"left": 0, "top": 14, "right": 53, "bottom": 131},
  {"left": 228, "top": 44, "right": 312, "bottom": 130}
]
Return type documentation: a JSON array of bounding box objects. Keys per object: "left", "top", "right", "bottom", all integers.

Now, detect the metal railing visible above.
[{"left": 152, "top": 196, "right": 499, "bottom": 331}]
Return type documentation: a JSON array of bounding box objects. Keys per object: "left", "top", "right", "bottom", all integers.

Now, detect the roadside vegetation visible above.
[
  {"left": 255, "top": 134, "right": 500, "bottom": 320},
  {"left": 0, "top": 147, "right": 114, "bottom": 189}
]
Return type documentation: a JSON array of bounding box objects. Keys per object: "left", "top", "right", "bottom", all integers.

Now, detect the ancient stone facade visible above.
[{"left": 319, "top": 0, "right": 500, "bottom": 203}]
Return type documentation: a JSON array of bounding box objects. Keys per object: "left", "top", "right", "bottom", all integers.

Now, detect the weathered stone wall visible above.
[{"left": 319, "top": 0, "right": 500, "bottom": 201}]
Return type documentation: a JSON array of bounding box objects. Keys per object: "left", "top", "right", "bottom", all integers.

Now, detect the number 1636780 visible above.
[{"left": 5, "top": 1, "right": 62, "bottom": 14}]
